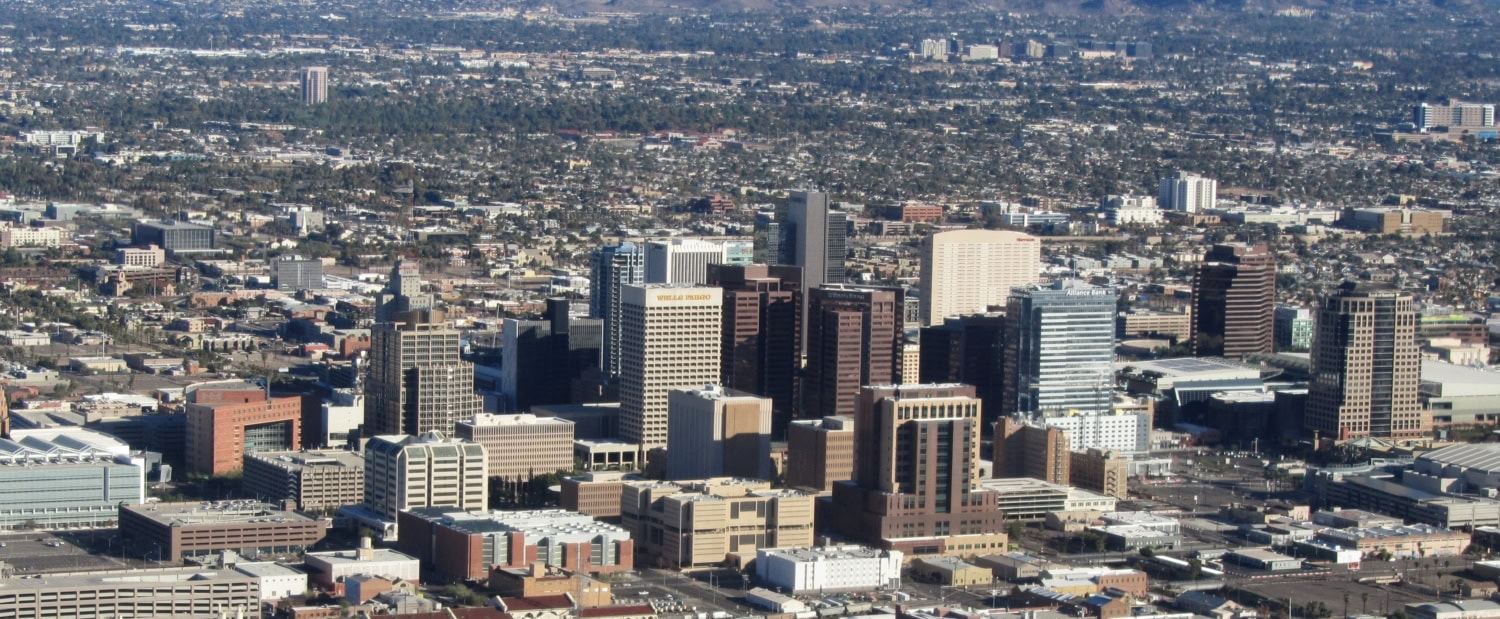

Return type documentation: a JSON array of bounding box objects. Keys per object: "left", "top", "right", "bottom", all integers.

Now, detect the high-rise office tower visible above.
[
  {"left": 374, "top": 260, "right": 434, "bottom": 322},
  {"left": 803, "top": 285, "right": 904, "bottom": 418},
  {"left": 590, "top": 243, "right": 646, "bottom": 378},
  {"left": 992, "top": 417, "right": 1070, "bottom": 484},
  {"left": 753, "top": 210, "right": 795, "bottom": 266},
  {"left": 787, "top": 190, "right": 848, "bottom": 290},
  {"left": 919, "top": 229, "right": 1040, "bottom": 326},
  {"left": 831, "top": 384, "right": 1005, "bottom": 558},
  {"left": 500, "top": 299, "right": 604, "bottom": 411},
  {"left": 273, "top": 255, "right": 324, "bottom": 292},
  {"left": 665, "top": 385, "right": 772, "bottom": 481},
  {"left": 645, "top": 239, "right": 726, "bottom": 284},
  {"left": 1305, "top": 282, "right": 1428, "bottom": 440},
  {"left": 1003, "top": 280, "right": 1116, "bottom": 417},
  {"left": 619, "top": 284, "right": 723, "bottom": 450},
  {"left": 1191, "top": 243, "right": 1276, "bottom": 358},
  {"left": 706, "top": 264, "right": 802, "bottom": 436},
  {"left": 301, "top": 67, "right": 328, "bottom": 106},
  {"left": 919, "top": 314, "right": 1007, "bottom": 428},
  {"left": 1158, "top": 171, "right": 1217, "bottom": 213},
  {"left": 365, "top": 310, "right": 484, "bottom": 437}
]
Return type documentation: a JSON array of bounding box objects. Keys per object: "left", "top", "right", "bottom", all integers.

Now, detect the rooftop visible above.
[
  {"left": 0, "top": 428, "right": 133, "bottom": 464},
  {"left": 1320, "top": 523, "right": 1460, "bottom": 542},
  {"left": 123, "top": 501, "right": 321, "bottom": 526},
  {"left": 460, "top": 413, "right": 575, "bottom": 428},
  {"left": 245, "top": 449, "right": 364, "bottom": 471},
  {"left": 232, "top": 562, "right": 308, "bottom": 578},
  {"left": 1417, "top": 443, "right": 1500, "bottom": 473},
  {"left": 759, "top": 545, "right": 895, "bottom": 562},
  {"left": 417, "top": 509, "right": 631, "bottom": 542},
  {"left": 305, "top": 547, "right": 417, "bottom": 565}
]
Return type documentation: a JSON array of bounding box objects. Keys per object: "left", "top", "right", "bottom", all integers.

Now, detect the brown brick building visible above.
[
  {"left": 707, "top": 264, "right": 802, "bottom": 438},
  {"left": 803, "top": 285, "right": 903, "bottom": 418},
  {"left": 185, "top": 390, "right": 303, "bottom": 475},
  {"left": 560, "top": 471, "right": 639, "bottom": 520},
  {"left": 993, "top": 417, "right": 1069, "bottom": 484},
  {"left": 1070, "top": 448, "right": 1130, "bottom": 499},
  {"left": 119, "top": 501, "right": 329, "bottom": 562},
  {"left": 397, "top": 508, "right": 634, "bottom": 582}
]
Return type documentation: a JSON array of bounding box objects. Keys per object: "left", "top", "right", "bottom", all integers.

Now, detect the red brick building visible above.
[
  {"left": 185, "top": 390, "right": 303, "bottom": 474},
  {"left": 398, "top": 508, "right": 634, "bottom": 583}
]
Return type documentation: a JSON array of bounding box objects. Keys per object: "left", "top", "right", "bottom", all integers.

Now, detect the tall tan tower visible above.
[
  {"left": 919, "top": 229, "right": 1041, "bottom": 326},
  {"left": 1305, "top": 282, "right": 1428, "bottom": 440},
  {"left": 619, "top": 284, "right": 723, "bottom": 450},
  {"left": 1192, "top": 243, "right": 1276, "bottom": 358},
  {"left": 665, "top": 385, "right": 772, "bottom": 480},
  {"left": 365, "top": 310, "right": 483, "bottom": 437}
]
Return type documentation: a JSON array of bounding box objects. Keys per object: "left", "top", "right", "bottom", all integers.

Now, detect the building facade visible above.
[
  {"left": 365, "top": 310, "right": 483, "bottom": 437},
  {"left": 831, "top": 384, "right": 1008, "bottom": 560},
  {"left": 500, "top": 299, "right": 603, "bottom": 411},
  {"left": 919, "top": 229, "right": 1040, "bottom": 326},
  {"left": 618, "top": 284, "right": 723, "bottom": 450},
  {"left": 993, "top": 417, "right": 1070, "bottom": 485},
  {"left": 455, "top": 413, "right": 575, "bottom": 480},
  {"left": 787, "top": 190, "right": 847, "bottom": 291},
  {"left": 645, "top": 239, "right": 726, "bottom": 284},
  {"left": 1158, "top": 171, "right": 1217, "bottom": 213},
  {"left": 1070, "top": 448, "right": 1129, "bottom": 499},
  {"left": 301, "top": 66, "right": 329, "bottom": 105},
  {"left": 0, "top": 429, "right": 145, "bottom": 530},
  {"left": 132, "top": 220, "right": 216, "bottom": 252},
  {"left": 621, "top": 478, "right": 815, "bottom": 569},
  {"left": 1305, "top": 283, "right": 1428, "bottom": 440},
  {"left": 397, "top": 508, "right": 634, "bottom": 582},
  {"left": 706, "top": 264, "right": 802, "bottom": 437},
  {"left": 1274, "top": 304, "right": 1314, "bottom": 352},
  {"left": 1003, "top": 281, "right": 1117, "bottom": 417},
  {"left": 243, "top": 449, "right": 365, "bottom": 513},
  {"left": 665, "top": 386, "right": 772, "bottom": 481},
  {"left": 274, "top": 255, "right": 324, "bottom": 291},
  {"left": 0, "top": 568, "right": 261, "bottom": 619},
  {"left": 1192, "top": 244, "right": 1276, "bottom": 358},
  {"left": 590, "top": 243, "right": 646, "bottom": 379},
  {"left": 804, "top": 285, "right": 904, "bottom": 418},
  {"left": 785, "top": 415, "right": 854, "bottom": 492},
  {"left": 363, "top": 433, "right": 488, "bottom": 523},
  {"left": 755, "top": 546, "right": 903, "bottom": 594},
  {"left": 119, "top": 501, "right": 329, "bottom": 561},
  {"left": 185, "top": 393, "right": 303, "bottom": 475},
  {"left": 919, "top": 313, "right": 1007, "bottom": 427}
]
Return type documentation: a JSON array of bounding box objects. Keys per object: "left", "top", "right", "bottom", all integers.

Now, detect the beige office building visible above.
[
  {"left": 619, "top": 284, "right": 723, "bottom": 450},
  {"left": 621, "top": 477, "right": 815, "bottom": 569},
  {"left": 243, "top": 449, "right": 365, "bottom": 513},
  {"left": 919, "top": 229, "right": 1040, "bottom": 326},
  {"left": 1069, "top": 448, "right": 1129, "bottom": 499},
  {"left": 456, "top": 413, "right": 575, "bottom": 480},
  {"left": 785, "top": 415, "right": 854, "bottom": 492},
  {"left": 363, "top": 432, "right": 488, "bottom": 523},
  {"left": 666, "top": 385, "right": 772, "bottom": 481},
  {"left": 365, "top": 310, "right": 483, "bottom": 437}
]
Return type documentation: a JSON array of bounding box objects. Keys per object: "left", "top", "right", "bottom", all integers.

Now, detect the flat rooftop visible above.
[
  {"left": 461, "top": 413, "right": 574, "bottom": 428},
  {"left": 0, "top": 567, "right": 256, "bottom": 589},
  {"left": 123, "top": 501, "right": 320, "bottom": 527},
  {"left": 760, "top": 545, "right": 890, "bottom": 562},
  {"left": 246, "top": 449, "right": 364, "bottom": 471},
  {"left": 305, "top": 548, "right": 417, "bottom": 565}
]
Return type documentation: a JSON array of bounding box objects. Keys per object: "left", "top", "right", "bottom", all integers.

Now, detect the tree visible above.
[
  {"left": 1139, "top": 547, "right": 1155, "bottom": 558},
  {"left": 1008, "top": 520, "right": 1024, "bottom": 541}
]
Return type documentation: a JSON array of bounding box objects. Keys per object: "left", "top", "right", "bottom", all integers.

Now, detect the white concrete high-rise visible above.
[
  {"left": 301, "top": 67, "right": 328, "bottom": 105},
  {"left": 363, "top": 432, "right": 487, "bottom": 523},
  {"left": 645, "top": 239, "right": 726, "bottom": 284},
  {"left": 1158, "top": 172, "right": 1217, "bottom": 213},
  {"left": 619, "top": 284, "right": 723, "bottom": 450},
  {"left": 919, "top": 229, "right": 1041, "bottom": 326}
]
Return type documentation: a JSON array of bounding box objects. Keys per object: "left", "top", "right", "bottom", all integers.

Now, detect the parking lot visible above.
[{"left": 0, "top": 531, "right": 131, "bottom": 574}]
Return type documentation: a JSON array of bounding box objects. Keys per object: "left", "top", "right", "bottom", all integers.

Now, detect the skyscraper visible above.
[
  {"left": 753, "top": 210, "right": 794, "bottom": 266},
  {"left": 1003, "top": 280, "right": 1116, "bottom": 417},
  {"left": 618, "top": 284, "right": 723, "bottom": 450},
  {"left": 665, "top": 385, "right": 772, "bottom": 481},
  {"left": 919, "top": 313, "right": 1007, "bottom": 428},
  {"left": 787, "top": 190, "right": 848, "bottom": 290},
  {"left": 645, "top": 239, "right": 727, "bottom": 284},
  {"left": 375, "top": 259, "right": 434, "bottom": 322},
  {"left": 1305, "top": 282, "right": 1428, "bottom": 440},
  {"left": 590, "top": 243, "right": 646, "bottom": 378},
  {"left": 831, "top": 384, "right": 1006, "bottom": 558},
  {"left": 1192, "top": 243, "right": 1277, "bottom": 358},
  {"left": 1158, "top": 171, "right": 1217, "bottom": 213},
  {"left": 707, "top": 264, "right": 802, "bottom": 436},
  {"left": 301, "top": 67, "right": 328, "bottom": 106},
  {"left": 365, "top": 310, "right": 483, "bottom": 437},
  {"left": 919, "top": 229, "right": 1040, "bottom": 326},
  {"left": 803, "top": 285, "right": 904, "bottom": 418},
  {"left": 500, "top": 299, "right": 604, "bottom": 411}
]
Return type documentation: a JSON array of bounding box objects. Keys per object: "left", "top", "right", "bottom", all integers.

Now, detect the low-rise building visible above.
[
  {"left": 745, "top": 588, "right": 806, "bottom": 614},
  {"left": 979, "top": 477, "right": 1119, "bottom": 520},
  {"left": 560, "top": 471, "right": 641, "bottom": 521},
  {"left": 490, "top": 563, "right": 613, "bottom": 607},
  {"left": 575, "top": 439, "right": 640, "bottom": 472},
  {"left": 233, "top": 561, "right": 310, "bottom": 601},
  {"left": 119, "top": 500, "right": 330, "bottom": 562},
  {"left": 1315, "top": 523, "right": 1470, "bottom": 559},
  {"left": 244, "top": 449, "right": 364, "bottom": 513},
  {"left": 1041, "top": 567, "right": 1149, "bottom": 597},
  {"left": 622, "top": 477, "right": 815, "bottom": 569},
  {"left": 304, "top": 538, "right": 421, "bottom": 590},
  {"left": 1406, "top": 601, "right": 1500, "bottom": 619},
  {"left": 1092, "top": 525, "right": 1182, "bottom": 551},
  {"left": 1224, "top": 548, "right": 1301, "bottom": 572},
  {"left": 912, "top": 557, "right": 992, "bottom": 586},
  {"left": 975, "top": 552, "right": 1054, "bottom": 582},
  {"left": 397, "top": 508, "right": 634, "bottom": 582},
  {"left": 755, "top": 545, "right": 903, "bottom": 594},
  {"left": 0, "top": 428, "right": 146, "bottom": 530},
  {"left": 0, "top": 567, "right": 261, "bottom": 619}
]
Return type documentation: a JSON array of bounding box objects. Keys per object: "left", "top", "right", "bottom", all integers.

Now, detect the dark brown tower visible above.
[
  {"left": 1192, "top": 243, "right": 1276, "bottom": 358},
  {"left": 803, "top": 285, "right": 903, "bottom": 418},
  {"left": 706, "top": 264, "right": 803, "bottom": 438}
]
